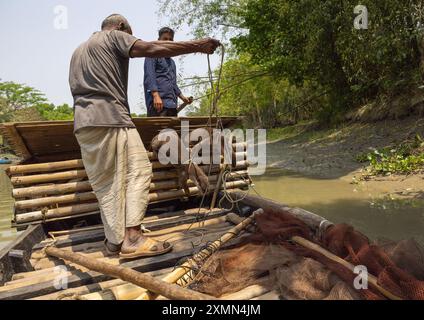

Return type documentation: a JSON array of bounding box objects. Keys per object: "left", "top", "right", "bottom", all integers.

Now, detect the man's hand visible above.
[
  {"left": 198, "top": 38, "right": 221, "bottom": 54},
  {"left": 152, "top": 92, "right": 163, "bottom": 112},
  {"left": 180, "top": 95, "right": 194, "bottom": 105}
]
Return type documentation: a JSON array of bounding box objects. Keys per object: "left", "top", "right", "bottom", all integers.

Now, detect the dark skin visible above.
[
  {"left": 151, "top": 32, "right": 194, "bottom": 113},
  {"left": 103, "top": 22, "right": 220, "bottom": 254}
]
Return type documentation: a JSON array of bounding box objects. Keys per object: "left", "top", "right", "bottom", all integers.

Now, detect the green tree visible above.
[
  {"left": 191, "top": 55, "right": 322, "bottom": 127},
  {"left": 163, "top": 0, "right": 424, "bottom": 125},
  {"left": 0, "top": 81, "right": 74, "bottom": 122},
  {"left": 36, "top": 103, "right": 73, "bottom": 120},
  {"left": 0, "top": 81, "right": 48, "bottom": 111}
]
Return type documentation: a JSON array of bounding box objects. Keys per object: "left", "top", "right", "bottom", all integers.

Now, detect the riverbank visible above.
[{"left": 266, "top": 116, "right": 424, "bottom": 201}]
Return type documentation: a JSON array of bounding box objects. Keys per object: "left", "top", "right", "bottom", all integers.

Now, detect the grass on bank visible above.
[{"left": 357, "top": 134, "right": 424, "bottom": 175}]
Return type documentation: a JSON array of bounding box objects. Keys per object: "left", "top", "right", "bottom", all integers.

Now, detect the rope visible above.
[{"left": 161, "top": 45, "right": 227, "bottom": 252}]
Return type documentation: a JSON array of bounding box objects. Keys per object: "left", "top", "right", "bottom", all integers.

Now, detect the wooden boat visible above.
[
  {"left": 0, "top": 190, "right": 331, "bottom": 300},
  {"left": 0, "top": 158, "right": 11, "bottom": 165},
  {"left": 1, "top": 118, "right": 415, "bottom": 301},
  {"left": 0, "top": 117, "right": 299, "bottom": 300}
]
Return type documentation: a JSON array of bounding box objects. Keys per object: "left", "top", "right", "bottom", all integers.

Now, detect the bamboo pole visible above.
[
  {"left": 81, "top": 211, "right": 257, "bottom": 300},
  {"left": 14, "top": 180, "right": 249, "bottom": 224},
  {"left": 11, "top": 167, "right": 177, "bottom": 186},
  {"left": 8, "top": 159, "right": 85, "bottom": 175},
  {"left": 13, "top": 181, "right": 92, "bottom": 198},
  {"left": 10, "top": 158, "right": 248, "bottom": 187},
  {"left": 11, "top": 170, "right": 88, "bottom": 186},
  {"left": 135, "top": 209, "right": 262, "bottom": 300},
  {"left": 8, "top": 143, "right": 246, "bottom": 176},
  {"left": 224, "top": 207, "right": 401, "bottom": 300},
  {"left": 12, "top": 170, "right": 249, "bottom": 199},
  {"left": 15, "top": 202, "right": 100, "bottom": 223},
  {"left": 210, "top": 165, "right": 227, "bottom": 209},
  {"left": 290, "top": 236, "right": 402, "bottom": 301},
  {"left": 14, "top": 172, "right": 248, "bottom": 210},
  {"left": 44, "top": 246, "right": 216, "bottom": 300},
  {"left": 15, "top": 192, "right": 97, "bottom": 210}
]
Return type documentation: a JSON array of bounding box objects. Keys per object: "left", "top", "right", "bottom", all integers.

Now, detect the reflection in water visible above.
[
  {"left": 0, "top": 165, "right": 17, "bottom": 250},
  {"left": 252, "top": 168, "right": 424, "bottom": 246}
]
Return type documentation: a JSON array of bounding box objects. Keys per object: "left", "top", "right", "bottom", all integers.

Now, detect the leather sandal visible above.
[{"left": 119, "top": 237, "right": 173, "bottom": 259}]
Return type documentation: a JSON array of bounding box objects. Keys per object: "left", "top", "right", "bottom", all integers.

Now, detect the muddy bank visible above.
[{"left": 266, "top": 116, "right": 424, "bottom": 199}]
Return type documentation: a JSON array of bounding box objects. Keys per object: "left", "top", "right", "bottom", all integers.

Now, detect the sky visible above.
[{"left": 0, "top": 0, "right": 220, "bottom": 114}]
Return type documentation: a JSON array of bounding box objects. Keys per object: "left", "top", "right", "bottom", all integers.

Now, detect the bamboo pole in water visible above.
[{"left": 45, "top": 246, "right": 216, "bottom": 300}]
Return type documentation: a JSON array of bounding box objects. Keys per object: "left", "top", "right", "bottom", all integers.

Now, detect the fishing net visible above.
[{"left": 189, "top": 209, "right": 424, "bottom": 300}]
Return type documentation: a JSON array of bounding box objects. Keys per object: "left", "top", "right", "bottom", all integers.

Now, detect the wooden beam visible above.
[
  {"left": 0, "top": 124, "right": 31, "bottom": 161},
  {"left": 45, "top": 246, "right": 216, "bottom": 300}
]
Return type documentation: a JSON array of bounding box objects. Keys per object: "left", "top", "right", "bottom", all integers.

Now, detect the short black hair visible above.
[{"left": 158, "top": 27, "right": 175, "bottom": 39}]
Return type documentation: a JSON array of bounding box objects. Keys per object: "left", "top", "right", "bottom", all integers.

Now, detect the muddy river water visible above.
[
  {"left": 0, "top": 165, "right": 423, "bottom": 250},
  {"left": 252, "top": 168, "right": 424, "bottom": 245}
]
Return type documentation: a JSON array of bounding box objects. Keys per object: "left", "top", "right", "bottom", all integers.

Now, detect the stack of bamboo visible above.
[{"left": 7, "top": 142, "right": 250, "bottom": 226}]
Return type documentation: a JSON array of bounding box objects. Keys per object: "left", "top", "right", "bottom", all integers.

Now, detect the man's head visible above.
[
  {"left": 158, "top": 27, "right": 175, "bottom": 41},
  {"left": 101, "top": 14, "right": 132, "bottom": 35}
]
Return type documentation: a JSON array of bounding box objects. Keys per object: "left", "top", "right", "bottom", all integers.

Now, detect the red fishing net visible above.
[{"left": 189, "top": 209, "right": 424, "bottom": 300}]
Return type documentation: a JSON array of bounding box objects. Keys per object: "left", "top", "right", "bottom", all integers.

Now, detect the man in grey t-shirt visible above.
[{"left": 70, "top": 14, "right": 220, "bottom": 259}]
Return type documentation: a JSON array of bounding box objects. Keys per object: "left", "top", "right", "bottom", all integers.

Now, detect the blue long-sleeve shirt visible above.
[{"left": 143, "top": 57, "right": 181, "bottom": 113}]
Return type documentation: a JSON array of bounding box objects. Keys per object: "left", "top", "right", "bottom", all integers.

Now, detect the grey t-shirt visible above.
[{"left": 69, "top": 30, "right": 139, "bottom": 133}]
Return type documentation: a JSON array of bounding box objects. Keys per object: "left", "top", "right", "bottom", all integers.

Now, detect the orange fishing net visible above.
[{"left": 189, "top": 209, "right": 424, "bottom": 300}]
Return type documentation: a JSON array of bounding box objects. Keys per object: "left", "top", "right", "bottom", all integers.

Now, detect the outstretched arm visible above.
[{"left": 130, "top": 38, "right": 220, "bottom": 58}]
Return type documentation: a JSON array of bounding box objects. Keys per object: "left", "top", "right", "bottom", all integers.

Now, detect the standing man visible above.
[
  {"left": 69, "top": 14, "right": 220, "bottom": 259},
  {"left": 144, "top": 27, "right": 193, "bottom": 117}
]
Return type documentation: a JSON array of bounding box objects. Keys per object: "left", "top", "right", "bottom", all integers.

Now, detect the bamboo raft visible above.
[{"left": 0, "top": 118, "right": 335, "bottom": 300}]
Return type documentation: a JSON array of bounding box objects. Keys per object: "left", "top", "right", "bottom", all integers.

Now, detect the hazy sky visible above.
[{"left": 0, "top": 0, "right": 220, "bottom": 114}]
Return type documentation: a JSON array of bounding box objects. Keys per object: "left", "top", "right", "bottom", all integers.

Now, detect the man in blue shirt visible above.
[{"left": 144, "top": 27, "right": 193, "bottom": 116}]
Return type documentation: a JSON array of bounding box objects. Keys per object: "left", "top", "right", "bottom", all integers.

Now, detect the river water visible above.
[
  {"left": 252, "top": 168, "right": 424, "bottom": 246},
  {"left": 0, "top": 165, "right": 423, "bottom": 250}
]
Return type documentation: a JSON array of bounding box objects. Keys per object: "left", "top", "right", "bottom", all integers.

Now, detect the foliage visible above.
[
  {"left": 36, "top": 103, "right": 73, "bottom": 121},
  {"left": 0, "top": 81, "right": 48, "bottom": 111},
  {"left": 163, "top": 0, "right": 424, "bottom": 127},
  {"left": 0, "top": 81, "right": 74, "bottom": 122},
  {"left": 158, "top": 0, "right": 248, "bottom": 39},
  {"left": 0, "top": 96, "right": 13, "bottom": 123},
  {"left": 357, "top": 135, "right": 424, "bottom": 175},
  {"left": 190, "top": 55, "right": 324, "bottom": 128}
]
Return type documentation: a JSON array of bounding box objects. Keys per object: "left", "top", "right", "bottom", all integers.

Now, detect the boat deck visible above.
[{"left": 0, "top": 206, "right": 278, "bottom": 300}]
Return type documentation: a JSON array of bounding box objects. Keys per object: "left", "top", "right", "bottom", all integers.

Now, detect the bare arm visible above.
[{"left": 130, "top": 38, "right": 220, "bottom": 58}]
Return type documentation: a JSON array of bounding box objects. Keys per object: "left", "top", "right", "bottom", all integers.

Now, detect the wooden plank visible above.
[
  {"left": 32, "top": 208, "right": 230, "bottom": 251},
  {"left": 0, "top": 224, "right": 45, "bottom": 285},
  {"left": 31, "top": 267, "right": 175, "bottom": 300},
  {"left": 0, "top": 235, "right": 244, "bottom": 300},
  {"left": 230, "top": 191, "right": 334, "bottom": 232},
  {"left": 30, "top": 221, "right": 232, "bottom": 271},
  {"left": 0, "top": 124, "right": 32, "bottom": 161},
  {"left": 2, "top": 117, "right": 242, "bottom": 162}
]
